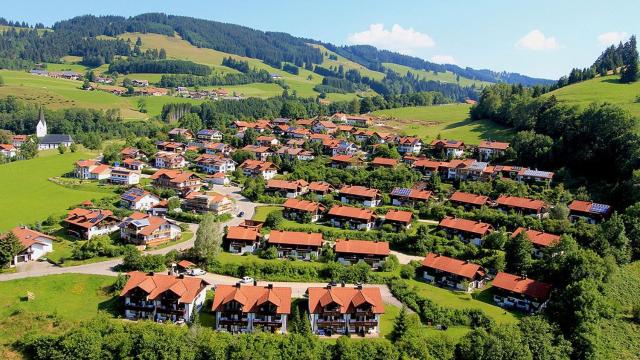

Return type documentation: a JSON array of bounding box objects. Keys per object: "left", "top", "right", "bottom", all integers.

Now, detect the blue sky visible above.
[{"left": 4, "top": 0, "right": 639, "bottom": 79}]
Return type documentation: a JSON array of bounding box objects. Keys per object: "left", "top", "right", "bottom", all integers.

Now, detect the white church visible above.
[{"left": 36, "top": 108, "right": 73, "bottom": 150}]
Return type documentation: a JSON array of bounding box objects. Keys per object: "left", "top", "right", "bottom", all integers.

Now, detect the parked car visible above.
[
  {"left": 240, "top": 276, "right": 254, "bottom": 284},
  {"left": 237, "top": 211, "right": 245, "bottom": 217},
  {"left": 188, "top": 268, "right": 206, "bottom": 276}
]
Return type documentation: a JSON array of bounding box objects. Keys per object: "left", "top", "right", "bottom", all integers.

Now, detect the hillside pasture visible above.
[
  {"left": 373, "top": 104, "right": 513, "bottom": 144},
  {"left": 382, "top": 62, "right": 492, "bottom": 88}
]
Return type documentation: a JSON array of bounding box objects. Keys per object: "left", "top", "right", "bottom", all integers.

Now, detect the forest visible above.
[{"left": 108, "top": 59, "right": 212, "bottom": 76}]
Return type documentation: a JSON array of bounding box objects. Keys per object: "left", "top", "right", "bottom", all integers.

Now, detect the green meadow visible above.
[{"left": 382, "top": 62, "right": 492, "bottom": 88}]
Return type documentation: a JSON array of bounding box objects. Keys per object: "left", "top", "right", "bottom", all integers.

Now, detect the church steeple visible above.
[{"left": 36, "top": 107, "right": 47, "bottom": 138}]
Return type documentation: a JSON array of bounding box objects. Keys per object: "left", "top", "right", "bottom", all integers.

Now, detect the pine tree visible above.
[
  {"left": 621, "top": 35, "right": 639, "bottom": 83},
  {"left": 0, "top": 232, "right": 22, "bottom": 268},
  {"left": 389, "top": 306, "right": 410, "bottom": 342}
]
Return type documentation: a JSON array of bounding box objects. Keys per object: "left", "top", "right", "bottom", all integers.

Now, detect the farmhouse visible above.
[
  {"left": 338, "top": 185, "right": 381, "bottom": 207},
  {"left": 496, "top": 195, "right": 546, "bottom": 218},
  {"left": 238, "top": 160, "right": 278, "bottom": 180},
  {"left": 512, "top": 227, "right": 560, "bottom": 257},
  {"left": 334, "top": 239, "right": 390, "bottom": 269},
  {"left": 438, "top": 216, "right": 493, "bottom": 246},
  {"left": 119, "top": 212, "right": 182, "bottom": 246},
  {"left": 120, "top": 271, "right": 209, "bottom": 323},
  {"left": 74, "top": 159, "right": 108, "bottom": 180},
  {"left": 150, "top": 169, "right": 202, "bottom": 196},
  {"left": 212, "top": 284, "right": 291, "bottom": 334},
  {"left": 492, "top": 272, "right": 552, "bottom": 313},
  {"left": 256, "top": 135, "right": 280, "bottom": 147},
  {"left": 265, "top": 179, "right": 309, "bottom": 198},
  {"left": 390, "top": 187, "right": 432, "bottom": 206},
  {"left": 383, "top": 209, "right": 413, "bottom": 231},
  {"left": 307, "top": 285, "right": 384, "bottom": 337},
  {"left": 156, "top": 141, "right": 185, "bottom": 153},
  {"left": 282, "top": 198, "right": 325, "bottom": 222},
  {"left": 567, "top": 200, "right": 612, "bottom": 224},
  {"left": 328, "top": 205, "right": 376, "bottom": 231},
  {"left": 312, "top": 120, "right": 338, "bottom": 134},
  {"left": 120, "top": 188, "right": 161, "bottom": 211},
  {"left": 205, "top": 142, "right": 233, "bottom": 156},
  {"left": 9, "top": 227, "right": 54, "bottom": 266},
  {"left": 478, "top": 140, "right": 510, "bottom": 161},
  {"left": 225, "top": 225, "right": 261, "bottom": 254},
  {"left": 194, "top": 154, "right": 236, "bottom": 174},
  {"left": 397, "top": 137, "right": 423, "bottom": 154},
  {"left": 449, "top": 191, "right": 489, "bottom": 208},
  {"left": 266, "top": 230, "right": 323, "bottom": 260},
  {"left": 421, "top": 253, "right": 486, "bottom": 292},
  {"left": 122, "top": 158, "right": 146, "bottom": 171},
  {"left": 64, "top": 208, "right": 120, "bottom": 239}
]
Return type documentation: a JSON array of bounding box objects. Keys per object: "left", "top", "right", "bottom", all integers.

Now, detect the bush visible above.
[
  {"left": 259, "top": 246, "right": 278, "bottom": 260},
  {"left": 265, "top": 211, "right": 284, "bottom": 229}
]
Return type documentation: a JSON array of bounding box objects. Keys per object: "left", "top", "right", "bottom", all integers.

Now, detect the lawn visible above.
[
  {"left": 372, "top": 104, "right": 514, "bottom": 144},
  {"left": 0, "top": 149, "right": 118, "bottom": 231},
  {"left": 252, "top": 205, "right": 283, "bottom": 222}
]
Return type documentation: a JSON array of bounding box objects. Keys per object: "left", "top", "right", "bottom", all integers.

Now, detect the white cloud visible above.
[
  {"left": 515, "top": 30, "right": 560, "bottom": 51},
  {"left": 430, "top": 54, "right": 456, "bottom": 65},
  {"left": 597, "top": 31, "right": 628, "bottom": 46},
  {"left": 347, "top": 24, "right": 435, "bottom": 54}
]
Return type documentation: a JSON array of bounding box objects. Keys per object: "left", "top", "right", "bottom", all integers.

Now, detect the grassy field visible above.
[
  {"left": 547, "top": 74, "right": 640, "bottom": 119},
  {"left": 373, "top": 104, "right": 514, "bottom": 144},
  {"left": 0, "top": 149, "right": 117, "bottom": 231},
  {"left": 311, "top": 44, "right": 385, "bottom": 81},
  {"left": 382, "top": 63, "right": 492, "bottom": 88}
]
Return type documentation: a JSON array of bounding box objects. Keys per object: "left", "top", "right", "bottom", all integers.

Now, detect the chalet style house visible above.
[
  {"left": 212, "top": 284, "right": 291, "bottom": 334},
  {"left": 194, "top": 154, "right": 235, "bottom": 174},
  {"left": 154, "top": 151, "right": 187, "bottom": 169},
  {"left": 225, "top": 225, "right": 261, "bottom": 254},
  {"left": 120, "top": 272, "right": 209, "bottom": 323},
  {"left": 183, "top": 192, "right": 235, "bottom": 215},
  {"left": 496, "top": 195, "right": 546, "bottom": 218},
  {"left": 9, "top": 227, "right": 54, "bottom": 266},
  {"left": 383, "top": 209, "right": 413, "bottom": 231},
  {"left": 64, "top": 208, "right": 120, "bottom": 239},
  {"left": 370, "top": 157, "right": 398, "bottom": 168},
  {"left": 328, "top": 205, "right": 376, "bottom": 231},
  {"left": 430, "top": 139, "right": 465, "bottom": 158},
  {"left": 110, "top": 167, "right": 141, "bottom": 185},
  {"left": 265, "top": 179, "right": 309, "bottom": 198},
  {"left": 196, "top": 129, "right": 223, "bottom": 142},
  {"left": 119, "top": 212, "right": 182, "bottom": 247},
  {"left": 338, "top": 185, "right": 381, "bottom": 207},
  {"left": 567, "top": 200, "right": 612, "bottom": 224},
  {"left": 282, "top": 198, "right": 325, "bottom": 222},
  {"left": 266, "top": 230, "right": 323, "bottom": 260},
  {"left": 334, "top": 239, "right": 390, "bottom": 269},
  {"left": 307, "top": 285, "right": 384, "bottom": 337},
  {"left": 120, "top": 188, "right": 161, "bottom": 211},
  {"left": 397, "top": 137, "right": 423, "bottom": 154},
  {"left": 421, "top": 253, "right": 486, "bottom": 292},
  {"left": 512, "top": 227, "right": 560, "bottom": 257},
  {"left": 308, "top": 181, "right": 334, "bottom": 198},
  {"left": 238, "top": 160, "right": 278, "bottom": 180},
  {"left": 477, "top": 140, "right": 510, "bottom": 161},
  {"left": 150, "top": 169, "right": 202, "bottom": 196},
  {"left": 438, "top": 216, "right": 493, "bottom": 246},
  {"left": 492, "top": 272, "right": 552, "bottom": 313},
  {"left": 449, "top": 191, "right": 489, "bottom": 208},
  {"left": 390, "top": 187, "right": 432, "bottom": 207}
]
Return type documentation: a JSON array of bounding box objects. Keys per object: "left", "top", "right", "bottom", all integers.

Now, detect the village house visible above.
[
  {"left": 131, "top": 79, "right": 149, "bottom": 87},
  {"left": 330, "top": 154, "right": 362, "bottom": 169},
  {"left": 0, "top": 144, "right": 17, "bottom": 158},
  {"left": 242, "top": 145, "right": 273, "bottom": 162},
  {"left": 225, "top": 225, "right": 261, "bottom": 254},
  {"left": 282, "top": 198, "right": 325, "bottom": 223},
  {"left": 492, "top": 272, "right": 552, "bottom": 313},
  {"left": 397, "top": 137, "right": 423, "bottom": 155},
  {"left": 332, "top": 113, "right": 373, "bottom": 127},
  {"left": 119, "top": 212, "right": 182, "bottom": 246},
  {"left": 120, "top": 188, "right": 161, "bottom": 211},
  {"left": 150, "top": 169, "right": 202, "bottom": 196},
  {"left": 194, "top": 154, "right": 236, "bottom": 174},
  {"left": 276, "top": 147, "right": 315, "bottom": 161},
  {"left": 296, "top": 119, "right": 314, "bottom": 127},
  {"left": 339, "top": 185, "right": 381, "bottom": 207},
  {"left": 332, "top": 140, "right": 359, "bottom": 156},
  {"left": 310, "top": 133, "right": 333, "bottom": 144},
  {"left": 449, "top": 191, "right": 490, "bottom": 208},
  {"left": 478, "top": 140, "right": 510, "bottom": 161},
  {"left": 256, "top": 135, "right": 280, "bottom": 147},
  {"left": 286, "top": 127, "right": 311, "bottom": 139},
  {"left": 441, "top": 159, "right": 477, "bottom": 180},
  {"left": 183, "top": 191, "right": 235, "bottom": 215},
  {"left": 64, "top": 208, "right": 120, "bottom": 239},
  {"left": 205, "top": 172, "right": 231, "bottom": 186},
  {"left": 567, "top": 200, "right": 612, "bottom": 224},
  {"left": 383, "top": 209, "right": 413, "bottom": 231},
  {"left": 120, "top": 147, "right": 143, "bottom": 160},
  {"left": 512, "top": 227, "right": 560, "bottom": 258},
  {"left": 334, "top": 239, "right": 389, "bottom": 269},
  {"left": 204, "top": 142, "right": 233, "bottom": 156},
  {"left": 390, "top": 187, "right": 432, "bottom": 207},
  {"left": 286, "top": 138, "right": 306, "bottom": 147},
  {"left": 122, "top": 158, "right": 146, "bottom": 171},
  {"left": 212, "top": 284, "right": 291, "bottom": 334},
  {"left": 515, "top": 168, "right": 554, "bottom": 185},
  {"left": 154, "top": 151, "right": 187, "bottom": 169},
  {"left": 149, "top": 200, "right": 169, "bottom": 217},
  {"left": 8, "top": 227, "right": 54, "bottom": 266},
  {"left": 110, "top": 167, "right": 141, "bottom": 185},
  {"left": 370, "top": 157, "right": 398, "bottom": 168},
  {"left": 312, "top": 120, "right": 338, "bottom": 134},
  {"left": 328, "top": 205, "right": 376, "bottom": 231},
  {"left": 74, "top": 159, "right": 107, "bottom": 180},
  {"left": 238, "top": 160, "right": 278, "bottom": 180},
  {"left": 12, "top": 134, "right": 28, "bottom": 148},
  {"left": 430, "top": 139, "right": 465, "bottom": 158},
  {"left": 496, "top": 195, "right": 546, "bottom": 218},
  {"left": 421, "top": 253, "right": 486, "bottom": 292},
  {"left": 266, "top": 230, "right": 323, "bottom": 260},
  {"left": 308, "top": 181, "right": 334, "bottom": 198},
  {"left": 196, "top": 129, "right": 223, "bottom": 142},
  {"left": 412, "top": 158, "right": 443, "bottom": 178},
  {"left": 265, "top": 179, "right": 309, "bottom": 198},
  {"left": 120, "top": 271, "right": 209, "bottom": 323},
  {"left": 307, "top": 285, "right": 384, "bottom": 337},
  {"left": 438, "top": 216, "right": 493, "bottom": 246}
]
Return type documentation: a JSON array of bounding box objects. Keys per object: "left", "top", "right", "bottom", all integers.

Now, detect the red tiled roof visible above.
[
  {"left": 90, "top": 164, "right": 111, "bottom": 174},
  {"left": 438, "top": 216, "right": 493, "bottom": 236},
  {"left": 497, "top": 196, "right": 545, "bottom": 212},
  {"left": 334, "top": 239, "right": 389, "bottom": 256},
  {"left": 478, "top": 140, "right": 510, "bottom": 150},
  {"left": 412, "top": 159, "right": 442, "bottom": 170},
  {"left": 512, "top": 227, "right": 560, "bottom": 247},
  {"left": 339, "top": 185, "right": 379, "bottom": 199},
  {"left": 331, "top": 154, "right": 357, "bottom": 163},
  {"left": 397, "top": 137, "right": 421, "bottom": 145},
  {"left": 492, "top": 272, "right": 552, "bottom": 301},
  {"left": 226, "top": 226, "right": 259, "bottom": 242},
  {"left": 384, "top": 209, "right": 413, "bottom": 223},
  {"left": 75, "top": 159, "right": 99, "bottom": 168},
  {"left": 150, "top": 169, "right": 199, "bottom": 183},
  {"left": 283, "top": 198, "right": 325, "bottom": 213},
  {"left": 421, "top": 253, "right": 485, "bottom": 279},
  {"left": 11, "top": 227, "right": 54, "bottom": 250},
  {"left": 120, "top": 271, "right": 209, "bottom": 304},
  {"left": 177, "top": 260, "right": 196, "bottom": 269},
  {"left": 0, "top": 144, "right": 15, "bottom": 151},
  {"left": 212, "top": 285, "right": 291, "bottom": 314},
  {"left": 267, "top": 230, "right": 323, "bottom": 247},
  {"left": 371, "top": 157, "right": 398, "bottom": 167},
  {"left": 64, "top": 208, "right": 116, "bottom": 229},
  {"left": 431, "top": 139, "right": 464, "bottom": 148},
  {"left": 122, "top": 212, "right": 173, "bottom": 236},
  {"left": 328, "top": 205, "right": 375, "bottom": 221},
  {"left": 450, "top": 191, "right": 489, "bottom": 206},
  {"left": 567, "top": 200, "right": 591, "bottom": 212},
  {"left": 308, "top": 287, "right": 384, "bottom": 314},
  {"left": 239, "top": 160, "right": 277, "bottom": 171},
  {"left": 309, "top": 181, "right": 333, "bottom": 193},
  {"left": 266, "top": 179, "right": 308, "bottom": 191}
]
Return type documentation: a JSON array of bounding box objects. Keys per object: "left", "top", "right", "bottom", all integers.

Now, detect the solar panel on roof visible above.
[
  {"left": 590, "top": 203, "right": 611, "bottom": 215},
  {"left": 391, "top": 188, "right": 411, "bottom": 197}
]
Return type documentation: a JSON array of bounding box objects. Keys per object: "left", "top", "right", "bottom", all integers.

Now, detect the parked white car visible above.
[
  {"left": 188, "top": 268, "right": 206, "bottom": 276},
  {"left": 240, "top": 276, "right": 254, "bottom": 284}
]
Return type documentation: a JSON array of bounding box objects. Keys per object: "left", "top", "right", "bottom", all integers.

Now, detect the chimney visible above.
[
  {"left": 253, "top": 279, "right": 257, "bottom": 286},
  {"left": 341, "top": 282, "right": 346, "bottom": 287},
  {"left": 235, "top": 282, "right": 241, "bottom": 288},
  {"left": 326, "top": 284, "right": 332, "bottom": 289},
  {"left": 267, "top": 284, "right": 273, "bottom": 289},
  {"left": 356, "top": 284, "right": 363, "bottom": 290},
  {"left": 147, "top": 272, "right": 154, "bottom": 276},
  {"left": 178, "top": 274, "right": 185, "bottom": 279}
]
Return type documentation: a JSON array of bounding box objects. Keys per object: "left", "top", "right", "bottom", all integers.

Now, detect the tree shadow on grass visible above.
[{"left": 97, "top": 287, "right": 122, "bottom": 317}]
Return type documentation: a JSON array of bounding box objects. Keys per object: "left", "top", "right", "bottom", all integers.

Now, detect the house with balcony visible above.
[
  {"left": 496, "top": 195, "right": 546, "bottom": 218},
  {"left": 168, "top": 128, "right": 194, "bottom": 141},
  {"left": 150, "top": 169, "right": 202, "bottom": 196},
  {"left": 567, "top": 200, "right": 612, "bottom": 224},
  {"left": 120, "top": 271, "right": 209, "bottom": 323},
  {"left": 110, "top": 167, "right": 140, "bottom": 185},
  {"left": 338, "top": 185, "right": 381, "bottom": 207},
  {"left": 334, "top": 239, "right": 389, "bottom": 269},
  {"left": 330, "top": 154, "right": 363, "bottom": 169},
  {"left": 120, "top": 188, "right": 161, "bottom": 211},
  {"left": 327, "top": 205, "right": 376, "bottom": 231},
  {"left": 225, "top": 225, "right": 261, "bottom": 254},
  {"left": 63, "top": 208, "right": 120, "bottom": 239},
  {"left": 212, "top": 284, "right": 291, "bottom": 334},
  {"left": 308, "top": 181, "right": 334, "bottom": 198},
  {"left": 438, "top": 216, "right": 493, "bottom": 246},
  {"left": 0, "top": 144, "right": 17, "bottom": 158},
  {"left": 238, "top": 160, "right": 278, "bottom": 180},
  {"left": 397, "top": 137, "right": 423, "bottom": 154},
  {"left": 266, "top": 230, "right": 323, "bottom": 260},
  {"left": 194, "top": 154, "right": 236, "bottom": 174},
  {"left": 492, "top": 272, "right": 552, "bottom": 313},
  {"left": 307, "top": 285, "right": 384, "bottom": 337},
  {"left": 265, "top": 179, "right": 309, "bottom": 198},
  {"left": 119, "top": 212, "right": 182, "bottom": 247},
  {"left": 242, "top": 145, "right": 273, "bottom": 162},
  {"left": 282, "top": 198, "right": 325, "bottom": 222},
  {"left": 196, "top": 129, "right": 223, "bottom": 142},
  {"left": 515, "top": 168, "right": 554, "bottom": 185},
  {"left": 383, "top": 209, "right": 413, "bottom": 231},
  {"left": 390, "top": 187, "right": 432, "bottom": 207},
  {"left": 155, "top": 151, "right": 186, "bottom": 169},
  {"left": 478, "top": 140, "right": 510, "bottom": 161},
  {"left": 421, "top": 253, "right": 486, "bottom": 292},
  {"left": 183, "top": 191, "right": 235, "bottom": 215}
]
